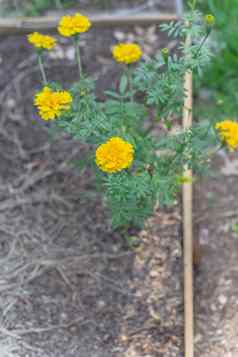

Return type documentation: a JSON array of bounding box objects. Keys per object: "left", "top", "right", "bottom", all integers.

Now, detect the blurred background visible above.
[
  {"left": 0, "top": 0, "right": 176, "bottom": 16},
  {"left": 196, "top": 0, "right": 238, "bottom": 118}
]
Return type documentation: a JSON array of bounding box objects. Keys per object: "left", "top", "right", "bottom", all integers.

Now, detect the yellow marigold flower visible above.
[
  {"left": 34, "top": 86, "right": 72, "bottom": 121},
  {"left": 95, "top": 137, "right": 134, "bottom": 173},
  {"left": 204, "top": 14, "right": 215, "bottom": 26},
  {"left": 215, "top": 120, "right": 238, "bottom": 151},
  {"left": 112, "top": 43, "right": 142, "bottom": 64},
  {"left": 58, "top": 13, "right": 91, "bottom": 37},
  {"left": 28, "top": 32, "right": 56, "bottom": 50}
]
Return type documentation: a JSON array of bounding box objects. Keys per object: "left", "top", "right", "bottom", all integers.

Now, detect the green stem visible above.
[
  {"left": 55, "top": 0, "right": 63, "bottom": 9},
  {"left": 74, "top": 36, "right": 82, "bottom": 78},
  {"left": 191, "top": 0, "right": 197, "bottom": 10},
  {"left": 13, "top": 0, "right": 20, "bottom": 12},
  {"left": 102, "top": 0, "right": 110, "bottom": 10},
  {"left": 195, "top": 32, "right": 210, "bottom": 58},
  {"left": 127, "top": 65, "right": 134, "bottom": 103},
  {"left": 207, "top": 144, "right": 223, "bottom": 158},
  {"left": 144, "top": 121, "right": 156, "bottom": 136},
  {"left": 37, "top": 53, "right": 47, "bottom": 85}
]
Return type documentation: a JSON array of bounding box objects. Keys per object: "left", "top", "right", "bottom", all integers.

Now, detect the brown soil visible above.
[
  {"left": 0, "top": 13, "right": 183, "bottom": 357},
  {"left": 194, "top": 153, "right": 238, "bottom": 357}
]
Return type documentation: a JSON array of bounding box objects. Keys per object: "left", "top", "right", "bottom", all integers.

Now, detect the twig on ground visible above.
[
  {"left": 89, "top": 271, "right": 134, "bottom": 296},
  {"left": 0, "top": 330, "right": 43, "bottom": 353},
  {"left": 10, "top": 317, "right": 94, "bottom": 335},
  {"left": 195, "top": 209, "right": 238, "bottom": 224},
  {"left": 56, "top": 267, "right": 73, "bottom": 290}
]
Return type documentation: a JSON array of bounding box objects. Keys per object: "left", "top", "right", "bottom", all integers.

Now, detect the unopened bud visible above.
[
  {"left": 204, "top": 14, "right": 215, "bottom": 27},
  {"left": 161, "top": 47, "right": 169, "bottom": 62},
  {"left": 217, "top": 99, "right": 224, "bottom": 106}
]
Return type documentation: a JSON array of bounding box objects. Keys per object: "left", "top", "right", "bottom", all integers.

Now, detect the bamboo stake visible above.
[
  {"left": 183, "top": 34, "right": 194, "bottom": 357},
  {"left": 0, "top": 13, "right": 179, "bottom": 35}
]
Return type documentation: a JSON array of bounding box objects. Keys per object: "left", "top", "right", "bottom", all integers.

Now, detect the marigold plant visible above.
[{"left": 28, "top": 9, "right": 225, "bottom": 231}]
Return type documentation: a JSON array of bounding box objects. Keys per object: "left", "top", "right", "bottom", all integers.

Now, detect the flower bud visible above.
[
  {"left": 204, "top": 14, "right": 215, "bottom": 27},
  {"left": 216, "top": 98, "right": 224, "bottom": 106},
  {"left": 161, "top": 47, "right": 169, "bottom": 62}
]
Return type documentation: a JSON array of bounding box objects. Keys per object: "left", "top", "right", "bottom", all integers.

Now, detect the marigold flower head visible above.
[
  {"left": 34, "top": 86, "right": 72, "bottom": 121},
  {"left": 95, "top": 137, "right": 134, "bottom": 173},
  {"left": 28, "top": 32, "right": 56, "bottom": 50},
  {"left": 58, "top": 13, "right": 91, "bottom": 37},
  {"left": 215, "top": 120, "right": 238, "bottom": 151},
  {"left": 204, "top": 14, "right": 215, "bottom": 26},
  {"left": 112, "top": 43, "right": 142, "bottom": 64}
]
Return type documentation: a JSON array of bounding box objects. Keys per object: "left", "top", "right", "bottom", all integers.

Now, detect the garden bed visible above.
[
  {"left": 2, "top": 3, "right": 237, "bottom": 357},
  {"left": 0, "top": 21, "right": 184, "bottom": 356}
]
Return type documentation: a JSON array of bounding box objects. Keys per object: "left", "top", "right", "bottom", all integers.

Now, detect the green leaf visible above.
[
  {"left": 119, "top": 75, "right": 128, "bottom": 95},
  {"left": 104, "top": 90, "right": 121, "bottom": 99},
  {"left": 232, "top": 224, "right": 238, "bottom": 238}
]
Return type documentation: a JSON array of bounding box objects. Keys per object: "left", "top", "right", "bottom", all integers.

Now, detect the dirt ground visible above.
[
  {"left": 194, "top": 152, "right": 238, "bottom": 357},
  {"left": 0, "top": 11, "right": 184, "bottom": 357}
]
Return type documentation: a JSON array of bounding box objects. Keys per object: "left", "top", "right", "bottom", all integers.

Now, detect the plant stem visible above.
[
  {"left": 127, "top": 65, "right": 133, "bottom": 103},
  {"left": 191, "top": 0, "right": 197, "bottom": 10},
  {"left": 102, "top": 0, "right": 110, "bottom": 10},
  {"left": 74, "top": 36, "right": 82, "bottom": 78},
  {"left": 37, "top": 53, "right": 47, "bottom": 85},
  {"left": 207, "top": 144, "right": 223, "bottom": 157},
  {"left": 55, "top": 0, "right": 63, "bottom": 9},
  {"left": 195, "top": 32, "right": 210, "bottom": 58},
  {"left": 13, "top": 0, "right": 20, "bottom": 13}
]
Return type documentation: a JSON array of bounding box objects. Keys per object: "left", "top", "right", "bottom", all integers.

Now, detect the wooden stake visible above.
[
  {"left": 0, "top": 12, "right": 179, "bottom": 35},
  {"left": 183, "top": 35, "right": 194, "bottom": 357}
]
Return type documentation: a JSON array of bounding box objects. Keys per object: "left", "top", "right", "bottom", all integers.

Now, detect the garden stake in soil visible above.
[{"left": 183, "top": 33, "right": 194, "bottom": 357}]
